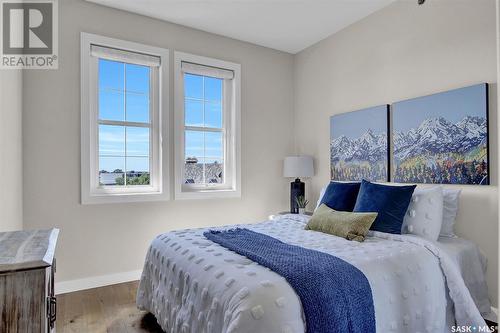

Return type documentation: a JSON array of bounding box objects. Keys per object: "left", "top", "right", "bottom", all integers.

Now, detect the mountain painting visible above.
[
  {"left": 393, "top": 83, "right": 489, "bottom": 185},
  {"left": 330, "top": 105, "right": 389, "bottom": 182}
]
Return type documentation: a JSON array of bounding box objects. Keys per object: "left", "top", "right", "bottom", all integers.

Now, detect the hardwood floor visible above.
[
  {"left": 57, "top": 281, "right": 498, "bottom": 333},
  {"left": 487, "top": 319, "right": 499, "bottom": 333},
  {"left": 56, "top": 281, "right": 163, "bottom": 333}
]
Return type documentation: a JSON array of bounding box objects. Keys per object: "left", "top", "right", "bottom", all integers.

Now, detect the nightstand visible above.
[{"left": 269, "top": 211, "right": 313, "bottom": 220}]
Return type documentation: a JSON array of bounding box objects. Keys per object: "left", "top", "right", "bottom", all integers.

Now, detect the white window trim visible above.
[
  {"left": 174, "top": 51, "right": 241, "bottom": 200},
  {"left": 81, "top": 32, "right": 170, "bottom": 204}
]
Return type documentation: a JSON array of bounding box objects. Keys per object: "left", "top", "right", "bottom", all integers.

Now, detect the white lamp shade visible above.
[{"left": 283, "top": 156, "right": 314, "bottom": 178}]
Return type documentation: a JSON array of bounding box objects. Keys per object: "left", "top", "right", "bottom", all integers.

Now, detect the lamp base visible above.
[{"left": 290, "top": 178, "right": 305, "bottom": 214}]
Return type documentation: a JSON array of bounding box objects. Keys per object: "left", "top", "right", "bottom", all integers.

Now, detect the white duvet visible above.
[{"left": 137, "top": 214, "right": 490, "bottom": 333}]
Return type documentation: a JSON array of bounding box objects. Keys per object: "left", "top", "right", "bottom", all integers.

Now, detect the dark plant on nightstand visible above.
[
  {"left": 296, "top": 196, "right": 309, "bottom": 208},
  {"left": 296, "top": 196, "right": 309, "bottom": 214}
]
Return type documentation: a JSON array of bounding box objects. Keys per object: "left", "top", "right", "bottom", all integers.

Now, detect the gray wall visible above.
[
  {"left": 0, "top": 70, "right": 23, "bottom": 232},
  {"left": 23, "top": 0, "right": 294, "bottom": 283},
  {"left": 294, "top": 0, "right": 498, "bottom": 306}
]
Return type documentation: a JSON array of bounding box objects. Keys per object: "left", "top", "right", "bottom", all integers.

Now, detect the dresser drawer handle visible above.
[{"left": 47, "top": 296, "right": 56, "bottom": 328}]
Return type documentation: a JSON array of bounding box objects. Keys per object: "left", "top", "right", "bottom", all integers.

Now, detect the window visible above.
[
  {"left": 174, "top": 52, "right": 241, "bottom": 199},
  {"left": 81, "top": 33, "right": 169, "bottom": 204}
]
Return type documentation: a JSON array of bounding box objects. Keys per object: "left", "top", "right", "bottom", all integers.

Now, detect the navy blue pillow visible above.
[
  {"left": 319, "top": 181, "right": 361, "bottom": 212},
  {"left": 353, "top": 180, "right": 416, "bottom": 234}
]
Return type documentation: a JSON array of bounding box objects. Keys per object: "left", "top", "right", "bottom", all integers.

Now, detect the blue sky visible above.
[
  {"left": 330, "top": 105, "right": 388, "bottom": 139},
  {"left": 393, "top": 83, "right": 487, "bottom": 132},
  {"left": 98, "top": 60, "right": 223, "bottom": 172}
]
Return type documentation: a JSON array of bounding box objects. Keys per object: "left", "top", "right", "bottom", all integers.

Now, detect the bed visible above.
[
  {"left": 137, "top": 214, "right": 492, "bottom": 333},
  {"left": 438, "top": 236, "right": 492, "bottom": 316}
]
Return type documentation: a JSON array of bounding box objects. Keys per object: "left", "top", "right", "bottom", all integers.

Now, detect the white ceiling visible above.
[{"left": 86, "top": 0, "right": 395, "bottom": 54}]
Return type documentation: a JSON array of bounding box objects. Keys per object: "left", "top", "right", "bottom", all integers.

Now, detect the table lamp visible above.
[{"left": 283, "top": 156, "right": 314, "bottom": 213}]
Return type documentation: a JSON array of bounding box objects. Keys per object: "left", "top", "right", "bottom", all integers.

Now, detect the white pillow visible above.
[
  {"left": 440, "top": 188, "right": 461, "bottom": 237},
  {"left": 402, "top": 186, "right": 444, "bottom": 241},
  {"left": 315, "top": 186, "right": 328, "bottom": 209}
]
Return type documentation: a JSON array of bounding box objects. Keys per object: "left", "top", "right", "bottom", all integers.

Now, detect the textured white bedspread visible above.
[
  {"left": 137, "top": 214, "right": 488, "bottom": 333},
  {"left": 437, "top": 236, "right": 492, "bottom": 317}
]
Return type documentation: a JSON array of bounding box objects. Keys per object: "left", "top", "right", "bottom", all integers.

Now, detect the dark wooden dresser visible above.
[{"left": 0, "top": 229, "right": 59, "bottom": 332}]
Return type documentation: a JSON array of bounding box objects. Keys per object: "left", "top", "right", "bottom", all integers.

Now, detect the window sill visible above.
[
  {"left": 81, "top": 191, "right": 169, "bottom": 205},
  {"left": 175, "top": 188, "right": 241, "bottom": 200}
]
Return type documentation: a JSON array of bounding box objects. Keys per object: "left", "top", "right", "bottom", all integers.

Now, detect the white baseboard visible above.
[{"left": 55, "top": 269, "right": 142, "bottom": 295}]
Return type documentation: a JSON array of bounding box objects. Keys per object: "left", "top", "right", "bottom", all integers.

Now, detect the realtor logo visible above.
[{"left": 1, "top": 0, "right": 58, "bottom": 69}]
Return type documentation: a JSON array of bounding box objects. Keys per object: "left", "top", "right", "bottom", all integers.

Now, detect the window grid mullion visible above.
[
  {"left": 148, "top": 67, "right": 154, "bottom": 186},
  {"left": 98, "top": 119, "right": 151, "bottom": 128},
  {"left": 99, "top": 154, "right": 148, "bottom": 158},
  {"left": 123, "top": 63, "right": 128, "bottom": 186},
  {"left": 184, "top": 125, "right": 222, "bottom": 132},
  {"left": 185, "top": 96, "right": 220, "bottom": 104},
  {"left": 202, "top": 76, "right": 206, "bottom": 185},
  {"left": 100, "top": 87, "right": 148, "bottom": 96},
  {"left": 221, "top": 79, "right": 226, "bottom": 185}
]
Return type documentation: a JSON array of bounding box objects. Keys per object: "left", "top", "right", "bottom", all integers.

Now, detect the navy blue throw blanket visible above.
[{"left": 204, "top": 228, "right": 375, "bottom": 333}]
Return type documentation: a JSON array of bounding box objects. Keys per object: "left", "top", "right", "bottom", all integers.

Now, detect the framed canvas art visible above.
[
  {"left": 392, "top": 83, "right": 489, "bottom": 185},
  {"left": 330, "top": 105, "right": 390, "bottom": 182}
]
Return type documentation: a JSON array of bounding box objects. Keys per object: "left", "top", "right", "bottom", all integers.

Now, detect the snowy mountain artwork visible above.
[
  {"left": 330, "top": 105, "right": 389, "bottom": 182},
  {"left": 393, "top": 83, "right": 489, "bottom": 185}
]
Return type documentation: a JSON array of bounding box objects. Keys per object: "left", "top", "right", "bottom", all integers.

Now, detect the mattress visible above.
[
  {"left": 137, "top": 214, "right": 489, "bottom": 333},
  {"left": 436, "top": 236, "right": 492, "bottom": 316}
]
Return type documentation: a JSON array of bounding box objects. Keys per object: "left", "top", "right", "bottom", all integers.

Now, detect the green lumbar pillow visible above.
[{"left": 305, "top": 204, "right": 378, "bottom": 242}]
